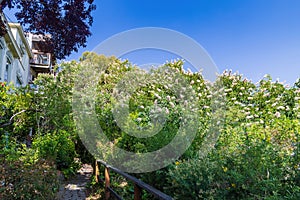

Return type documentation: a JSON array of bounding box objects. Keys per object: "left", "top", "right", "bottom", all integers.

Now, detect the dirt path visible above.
[{"left": 57, "top": 164, "right": 93, "bottom": 200}]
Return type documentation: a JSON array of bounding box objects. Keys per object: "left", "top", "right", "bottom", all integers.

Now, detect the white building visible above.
[{"left": 0, "top": 13, "right": 32, "bottom": 86}]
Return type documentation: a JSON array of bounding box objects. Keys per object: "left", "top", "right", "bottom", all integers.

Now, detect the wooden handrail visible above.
[{"left": 95, "top": 160, "right": 173, "bottom": 200}]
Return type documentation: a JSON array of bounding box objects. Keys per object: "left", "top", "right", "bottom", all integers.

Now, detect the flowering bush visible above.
[
  {"left": 166, "top": 72, "right": 300, "bottom": 199},
  {"left": 1, "top": 52, "right": 299, "bottom": 199},
  {"left": 68, "top": 54, "right": 300, "bottom": 198}
]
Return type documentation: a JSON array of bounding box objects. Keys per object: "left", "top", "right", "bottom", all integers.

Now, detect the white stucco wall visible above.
[{"left": 0, "top": 21, "right": 32, "bottom": 87}]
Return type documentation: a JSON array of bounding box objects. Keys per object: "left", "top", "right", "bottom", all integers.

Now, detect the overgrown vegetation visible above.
[
  {"left": 84, "top": 52, "right": 300, "bottom": 199},
  {"left": 0, "top": 52, "right": 299, "bottom": 199}
]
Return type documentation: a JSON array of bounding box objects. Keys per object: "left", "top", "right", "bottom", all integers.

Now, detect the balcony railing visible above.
[{"left": 30, "top": 53, "right": 51, "bottom": 66}]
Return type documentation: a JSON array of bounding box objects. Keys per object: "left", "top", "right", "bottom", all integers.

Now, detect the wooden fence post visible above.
[
  {"left": 96, "top": 160, "right": 173, "bottom": 200},
  {"left": 95, "top": 160, "right": 99, "bottom": 183},
  {"left": 105, "top": 167, "right": 111, "bottom": 200},
  {"left": 134, "top": 183, "right": 142, "bottom": 200}
]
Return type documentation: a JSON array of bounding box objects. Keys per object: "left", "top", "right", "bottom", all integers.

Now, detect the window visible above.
[
  {"left": 4, "top": 57, "right": 11, "bottom": 82},
  {"left": 16, "top": 76, "right": 22, "bottom": 87},
  {"left": 0, "top": 40, "right": 4, "bottom": 81},
  {"left": 42, "top": 54, "right": 49, "bottom": 65}
]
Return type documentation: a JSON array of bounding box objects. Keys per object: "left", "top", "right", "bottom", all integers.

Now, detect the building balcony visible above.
[{"left": 30, "top": 52, "right": 52, "bottom": 79}]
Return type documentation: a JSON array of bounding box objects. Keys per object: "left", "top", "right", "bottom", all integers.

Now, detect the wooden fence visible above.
[{"left": 95, "top": 160, "right": 173, "bottom": 200}]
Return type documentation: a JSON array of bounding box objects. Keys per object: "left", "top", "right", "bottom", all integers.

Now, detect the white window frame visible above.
[
  {"left": 0, "top": 40, "right": 4, "bottom": 81},
  {"left": 4, "top": 53, "right": 12, "bottom": 83},
  {"left": 16, "top": 75, "right": 23, "bottom": 87}
]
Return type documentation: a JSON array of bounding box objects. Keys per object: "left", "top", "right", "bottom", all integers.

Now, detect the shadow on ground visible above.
[{"left": 57, "top": 164, "right": 95, "bottom": 200}]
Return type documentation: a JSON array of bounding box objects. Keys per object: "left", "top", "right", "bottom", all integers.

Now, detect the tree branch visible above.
[{"left": 0, "top": 109, "right": 26, "bottom": 128}]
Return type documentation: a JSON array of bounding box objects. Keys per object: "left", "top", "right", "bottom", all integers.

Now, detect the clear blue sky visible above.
[{"left": 5, "top": 0, "right": 300, "bottom": 85}]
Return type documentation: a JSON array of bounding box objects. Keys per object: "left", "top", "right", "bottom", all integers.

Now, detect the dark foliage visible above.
[
  {"left": 0, "top": 19, "right": 7, "bottom": 41},
  {"left": 0, "top": 0, "right": 14, "bottom": 10}
]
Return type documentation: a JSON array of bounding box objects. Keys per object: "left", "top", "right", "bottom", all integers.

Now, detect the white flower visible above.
[
  {"left": 277, "top": 106, "right": 285, "bottom": 110},
  {"left": 169, "top": 102, "right": 175, "bottom": 108},
  {"left": 190, "top": 80, "right": 195, "bottom": 85},
  {"left": 165, "top": 108, "right": 170, "bottom": 114},
  {"left": 272, "top": 102, "right": 277, "bottom": 107},
  {"left": 247, "top": 97, "right": 253, "bottom": 100},
  {"left": 166, "top": 95, "right": 171, "bottom": 101},
  {"left": 274, "top": 111, "right": 281, "bottom": 118},
  {"left": 246, "top": 115, "right": 254, "bottom": 119},
  {"left": 156, "top": 107, "right": 162, "bottom": 112},
  {"left": 286, "top": 106, "right": 290, "bottom": 111},
  {"left": 184, "top": 100, "right": 188, "bottom": 106},
  {"left": 260, "top": 119, "right": 264, "bottom": 124},
  {"left": 154, "top": 93, "right": 161, "bottom": 100},
  {"left": 246, "top": 123, "right": 252, "bottom": 127}
]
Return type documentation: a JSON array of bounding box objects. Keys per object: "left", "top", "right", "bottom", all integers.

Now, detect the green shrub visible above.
[
  {"left": 32, "top": 131, "right": 77, "bottom": 170},
  {"left": 166, "top": 149, "right": 300, "bottom": 199},
  {"left": 166, "top": 157, "right": 218, "bottom": 199}
]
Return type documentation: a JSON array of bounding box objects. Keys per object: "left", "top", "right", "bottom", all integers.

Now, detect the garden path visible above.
[{"left": 57, "top": 164, "right": 93, "bottom": 200}]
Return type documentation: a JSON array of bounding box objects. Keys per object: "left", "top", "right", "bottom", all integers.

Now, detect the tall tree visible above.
[{"left": 0, "top": 0, "right": 96, "bottom": 60}]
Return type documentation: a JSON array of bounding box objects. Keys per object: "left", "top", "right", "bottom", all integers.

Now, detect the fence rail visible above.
[{"left": 95, "top": 160, "right": 173, "bottom": 200}]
